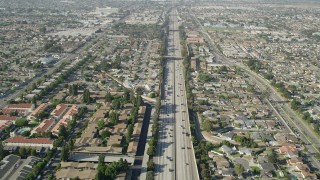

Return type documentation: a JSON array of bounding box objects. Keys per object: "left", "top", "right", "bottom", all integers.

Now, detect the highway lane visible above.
[
  {"left": 155, "top": 7, "right": 199, "bottom": 180},
  {"left": 155, "top": 58, "right": 175, "bottom": 180},
  {"left": 173, "top": 7, "right": 199, "bottom": 180}
]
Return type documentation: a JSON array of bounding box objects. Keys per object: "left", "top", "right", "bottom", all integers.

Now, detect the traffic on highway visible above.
[{"left": 155, "top": 8, "right": 199, "bottom": 180}]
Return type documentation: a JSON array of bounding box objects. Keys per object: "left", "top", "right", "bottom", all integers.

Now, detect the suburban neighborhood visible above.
[{"left": 1, "top": 0, "right": 320, "bottom": 180}]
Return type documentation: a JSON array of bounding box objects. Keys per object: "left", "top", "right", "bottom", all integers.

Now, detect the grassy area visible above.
[
  {"left": 29, "top": 121, "right": 40, "bottom": 127},
  {"left": 233, "top": 152, "right": 241, "bottom": 158},
  {"left": 212, "top": 147, "right": 223, "bottom": 154}
]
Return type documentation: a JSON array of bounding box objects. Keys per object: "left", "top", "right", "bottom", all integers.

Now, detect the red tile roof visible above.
[
  {"left": 0, "top": 115, "right": 17, "bottom": 121},
  {"left": 64, "top": 104, "right": 78, "bottom": 118},
  {"left": 287, "top": 157, "right": 302, "bottom": 165},
  {"left": 51, "top": 118, "right": 70, "bottom": 136},
  {"left": 7, "top": 103, "right": 33, "bottom": 109},
  {"left": 0, "top": 121, "right": 13, "bottom": 131},
  {"left": 33, "top": 119, "right": 55, "bottom": 134},
  {"left": 1, "top": 109, "right": 27, "bottom": 115},
  {"left": 51, "top": 104, "right": 68, "bottom": 118},
  {"left": 279, "top": 145, "right": 297, "bottom": 153},
  {"left": 5, "top": 136, "right": 53, "bottom": 144},
  {"left": 29, "top": 103, "right": 48, "bottom": 117}
]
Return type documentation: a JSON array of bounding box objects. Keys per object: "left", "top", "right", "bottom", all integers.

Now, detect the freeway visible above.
[
  {"left": 154, "top": 50, "right": 175, "bottom": 180},
  {"left": 155, "top": 8, "right": 199, "bottom": 180},
  {"left": 189, "top": 10, "right": 320, "bottom": 170}
]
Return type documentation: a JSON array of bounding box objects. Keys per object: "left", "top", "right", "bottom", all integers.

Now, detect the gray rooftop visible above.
[{"left": 0, "top": 154, "right": 21, "bottom": 180}]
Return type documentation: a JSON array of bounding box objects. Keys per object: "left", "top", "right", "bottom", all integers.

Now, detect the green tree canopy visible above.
[
  {"left": 202, "top": 119, "right": 212, "bottom": 132},
  {"left": 15, "top": 118, "right": 28, "bottom": 127},
  {"left": 58, "top": 125, "right": 68, "bottom": 138},
  {"left": 235, "top": 164, "right": 244, "bottom": 177}
]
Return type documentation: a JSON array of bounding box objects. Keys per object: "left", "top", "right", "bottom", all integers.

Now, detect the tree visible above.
[
  {"left": 97, "top": 119, "right": 105, "bottom": 130},
  {"left": 39, "top": 26, "right": 46, "bottom": 33},
  {"left": 251, "top": 166, "right": 261, "bottom": 176},
  {"left": 95, "top": 155, "right": 107, "bottom": 180},
  {"left": 268, "top": 150, "right": 278, "bottom": 163},
  {"left": 15, "top": 118, "right": 28, "bottom": 127},
  {"left": 101, "top": 130, "right": 111, "bottom": 139},
  {"left": 112, "top": 99, "right": 121, "bottom": 110},
  {"left": 31, "top": 83, "right": 37, "bottom": 90},
  {"left": 8, "top": 111, "right": 18, "bottom": 117},
  {"left": 125, "top": 124, "right": 134, "bottom": 144},
  {"left": 105, "top": 166, "right": 117, "bottom": 179},
  {"left": 95, "top": 170, "right": 105, "bottom": 180},
  {"left": 69, "top": 84, "right": 78, "bottom": 96},
  {"left": 0, "top": 142, "right": 5, "bottom": 160},
  {"left": 31, "top": 97, "right": 37, "bottom": 106},
  {"left": 48, "top": 174, "right": 54, "bottom": 180},
  {"left": 198, "top": 72, "right": 212, "bottom": 82},
  {"left": 68, "top": 139, "right": 75, "bottom": 151},
  {"left": 219, "top": 65, "right": 228, "bottom": 73},
  {"left": 134, "top": 73, "right": 139, "bottom": 80},
  {"left": 251, "top": 111, "right": 257, "bottom": 120},
  {"left": 147, "top": 159, "right": 155, "bottom": 171},
  {"left": 105, "top": 91, "right": 113, "bottom": 102},
  {"left": 146, "top": 171, "right": 154, "bottom": 180},
  {"left": 147, "top": 145, "right": 156, "bottom": 157},
  {"left": 135, "top": 87, "right": 144, "bottom": 95},
  {"left": 149, "top": 92, "right": 156, "bottom": 98},
  {"left": 202, "top": 119, "right": 212, "bottom": 132},
  {"left": 61, "top": 145, "right": 69, "bottom": 161},
  {"left": 118, "top": 158, "right": 128, "bottom": 171},
  {"left": 235, "top": 164, "right": 244, "bottom": 177},
  {"left": 19, "top": 147, "right": 27, "bottom": 157},
  {"left": 30, "top": 149, "right": 36, "bottom": 156},
  {"left": 83, "top": 89, "right": 91, "bottom": 104},
  {"left": 58, "top": 125, "right": 68, "bottom": 138}
]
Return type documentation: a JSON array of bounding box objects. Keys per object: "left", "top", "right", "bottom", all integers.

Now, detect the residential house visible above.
[
  {"left": 1, "top": 103, "right": 35, "bottom": 116},
  {"left": 213, "top": 155, "right": 230, "bottom": 169},
  {"left": 218, "top": 168, "right": 234, "bottom": 177},
  {"left": 51, "top": 118, "right": 71, "bottom": 136},
  {"left": 279, "top": 145, "right": 298, "bottom": 158},
  {"left": 55, "top": 162, "right": 97, "bottom": 180},
  {"left": 0, "top": 115, "right": 17, "bottom": 122},
  {"left": 3, "top": 136, "right": 53, "bottom": 149},
  {"left": 127, "top": 141, "right": 138, "bottom": 156},
  {"left": 27, "top": 103, "right": 48, "bottom": 120},
  {"left": 287, "top": 157, "right": 303, "bottom": 166},
  {"left": 31, "top": 118, "right": 55, "bottom": 135},
  {"left": 51, "top": 104, "right": 69, "bottom": 120},
  {"left": 220, "top": 145, "right": 234, "bottom": 156},
  {"left": 233, "top": 158, "right": 250, "bottom": 172},
  {"left": 63, "top": 104, "right": 78, "bottom": 119},
  {"left": 259, "top": 162, "right": 276, "bottom": 178},
  {"left": 6, "top": 103, "right": 34, "bottom": 113},
  {"left": 238, "top": 147, "right": 252, "bottom": 156}
]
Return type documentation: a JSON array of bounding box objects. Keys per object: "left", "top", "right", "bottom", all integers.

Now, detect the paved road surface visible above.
[{"left": 155, "top": 8, "right": 199, "bottom": 180}]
